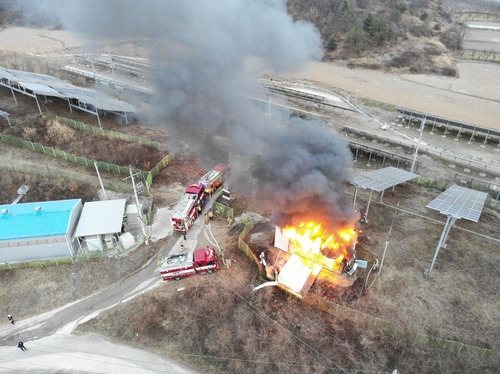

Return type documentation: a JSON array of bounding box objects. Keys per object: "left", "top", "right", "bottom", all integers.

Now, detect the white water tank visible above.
[
  {"left": 85, "top": 236, "right": 102, "bottom": 252},
  {"left": 119, "top": 232, "right": 135, "bottom": 249},
  {"left": 125, "top": 204, "right": 141, "bottom": 223}
]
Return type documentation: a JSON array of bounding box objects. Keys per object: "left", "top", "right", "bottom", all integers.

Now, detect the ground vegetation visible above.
[
  {"left": 286, "top": 0, "right": 482, "bottom": 74},
  {"left": 4, "top": 116, "right": 167, "bottom": 171}
]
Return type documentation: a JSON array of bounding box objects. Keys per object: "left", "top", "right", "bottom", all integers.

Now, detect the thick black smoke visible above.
[{"left": 25, "top": 0, "right": 358, "bottom": 230}]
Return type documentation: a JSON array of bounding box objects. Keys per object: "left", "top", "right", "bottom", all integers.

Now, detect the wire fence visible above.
[
  {"left": 0, "top": 132, "right": 142, "bottom": 173},
  {"left": 48, "top": 113, "right": 164, "bottom": 150},
  {"left": 0, "top": 233, "right": 146, "bottom": 271},
  {"left": 236, "top": 218, "right": 494, "bottom": 360},
  {"left": 0, "top": 132, "right": 172, "bottom": 197},
  {"left": 237, "top": 218, "right": 263, "bottom": 273},
  {"left": 213, "top": 202, "right": 234, "bottom": 220},
  {"left": 1, "top": 159, "right": 132, "bottom": 193},
  {"left": 305, "top": 295, "right": 492, "bottom": 359}
]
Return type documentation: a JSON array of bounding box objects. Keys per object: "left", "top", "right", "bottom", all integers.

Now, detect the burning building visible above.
[{"left": 264, "top": 221, "right": 360, "bottom": 298}]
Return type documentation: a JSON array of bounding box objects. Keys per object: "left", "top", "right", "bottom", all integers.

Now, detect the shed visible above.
[
  {"left": 0, "top": 199, "right": 82, "bottom": 263},
  {"left": 74, "top": 199, "right": 126, "bottom": 251}
]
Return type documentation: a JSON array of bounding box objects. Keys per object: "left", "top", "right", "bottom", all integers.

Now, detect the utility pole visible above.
[
  {"left": 129, "top": 166, "right": 149, "bottom": 246},
  {"left": 378, "top": 202, "right": 399, "bottom": 275},
  {"left": 94, "top": 162, "right": 107, "bottom": 200},
  {"left": 411, "top": 116, "right": 426, "bottom": 174}
]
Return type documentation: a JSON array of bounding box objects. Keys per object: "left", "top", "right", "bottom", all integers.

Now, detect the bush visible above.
[
  {"left": 440, "top": 26, "right": 466, "bottom": 51},
  {"left": 409, "top": 24, "right": 433, "bottom": 37},
  {"left": 423, "top": 45, "right": 442, "bottom": 56},
  {"left": 343, "top": 26, "right": 371, "bottom": 54},
  {"left": 326, "top": 35, "right": 338, "bottom": 51},
  {"left": 363, "top": 14, "right": 395, "bottom": 46},
  {"left": 386, "top": 51, "right": 420, "bottom": 68},
  {"left": 441, "top": 67, "right": 457, "bottom": 77}
]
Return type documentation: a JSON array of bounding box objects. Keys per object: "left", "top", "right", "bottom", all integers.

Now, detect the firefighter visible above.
[
  {"left": 17, "top": 341, "right": 27, "bottom": 351},
  {"left": 208, "top": 209, "right": 214, "bottom": 221},
  {"left": 7, "top": 315, "right": 14, "bottom": 324}
]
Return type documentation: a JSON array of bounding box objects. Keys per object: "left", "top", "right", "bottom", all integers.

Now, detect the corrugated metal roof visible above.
[
  {"left": 74, "top": 199, "right": 126, "bottom": 237},
  {"left": 0, "top": 199, "right": 81, "bottom": 240}
]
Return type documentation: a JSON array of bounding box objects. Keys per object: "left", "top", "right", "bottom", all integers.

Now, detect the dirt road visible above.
[{"left": 282, "top": 61, "right": 500, "bottom": 130}]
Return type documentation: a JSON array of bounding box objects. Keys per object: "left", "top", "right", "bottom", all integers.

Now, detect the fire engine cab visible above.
[
  {"left": 160, "top": 247, "right": 220, "bottom": 281},
  {"left": 170, "top": 184, "right": 204, "bottom": 231}
]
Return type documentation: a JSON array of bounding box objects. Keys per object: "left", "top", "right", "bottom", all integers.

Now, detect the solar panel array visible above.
[
  {"left": 0, "top": 67, "right": 136, "bottom": 113},
  {"left": 397, "top": 107, "right": 500, "bottom": 138},
  {"left": 351, "top": 166, "right": 419, "bottom": 191},
  {"left": 426, "top": 184, "right": 487, "bottom": 222}
]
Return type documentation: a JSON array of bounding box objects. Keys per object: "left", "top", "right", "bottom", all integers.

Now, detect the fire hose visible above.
[
  {"left": 202, "top": 224, "right": 222, "bottom": 254},
  {"left": 363, "top": 259, "right": 379, "bottom": 291}
]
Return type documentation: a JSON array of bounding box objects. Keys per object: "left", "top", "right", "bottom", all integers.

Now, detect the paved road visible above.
[
  {"left": 0, "top": 214, "right": 213, "bottom": 373},
  {"left": 0, "top": 334, "right": 198, "bottom": 374}
]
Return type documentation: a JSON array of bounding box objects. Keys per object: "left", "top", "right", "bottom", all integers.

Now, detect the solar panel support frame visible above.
[
  {"left": 425, "top": 184, "right": 487, "bottom": 277},
  {"left": 0, "top": 110, "right": 10, "bottom": 126},
  {"left": 425, "top": 215, "right": 457, "bottom": 277},
  {"left": 352, "top": 167, "right": 419, "bottom": 222}
]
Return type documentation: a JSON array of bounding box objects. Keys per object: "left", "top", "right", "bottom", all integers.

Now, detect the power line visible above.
[{"left": 212, "top": 274, "right": 391, "bottom": 374}]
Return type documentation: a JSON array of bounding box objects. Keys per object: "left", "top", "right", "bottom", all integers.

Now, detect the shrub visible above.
[
  {"left": 327, "top": 35, "right": 338, "bottom": 51},
  {"left": 441, "top": 67, "right": 457, "bottom": 77},
  {"left": 344, "top": 26, "right": 371, "bottom": 54},
  {"left": 409, "top": 24, "right": 433, "bottom": 37},
  {"left": 440, "top": 26, "right": 466, "bottom": 51},
  {"left": 386, "top": 51, "right": 420, "bottom": 68}
]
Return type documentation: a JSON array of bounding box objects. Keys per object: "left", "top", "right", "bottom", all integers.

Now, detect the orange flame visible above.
[{"left": 283, "top": 221, "right": 357, "bottom": 272}]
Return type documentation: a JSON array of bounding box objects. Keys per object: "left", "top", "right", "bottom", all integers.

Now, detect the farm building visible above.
[
  {"left": 0, "top": 199, "right": 83, "bottom": 263},
  {"left": 74, "top": 199, "right": 128, "bottom": 251}
]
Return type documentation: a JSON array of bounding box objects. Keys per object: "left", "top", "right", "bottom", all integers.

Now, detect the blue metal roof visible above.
[{"left": 0, "top": 199, "right": 81, "bottom": 241}]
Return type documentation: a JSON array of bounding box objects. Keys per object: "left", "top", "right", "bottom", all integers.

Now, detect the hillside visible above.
[{"left": 287, "top": 0, "right": 500, "bottom": 75}]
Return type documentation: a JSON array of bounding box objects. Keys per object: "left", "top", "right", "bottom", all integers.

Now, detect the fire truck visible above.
[
  {"left": 170, "top": 164, "right": 229, "bottom": 232},
  {"left": 160, "top": 247, "right": 220, "bottom": 281},
  {"left": 170, "top": 183, "right": 204, "bottom": 232},
  {"left": 199, "top": 163, "right": 228, "bottom": 194}
]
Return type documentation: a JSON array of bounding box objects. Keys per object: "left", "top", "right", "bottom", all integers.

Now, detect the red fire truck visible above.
[
  {"left": 170, "top": 164, "right": 229, "bottom": 232},
  {"left": 199, "top": 163, "right": 229, "bottom": 194},
  {"left": 160, "top": 247, "right": 220, "bottom": 281},
  {"left": 170, "top": 183, "right": 204, "bottom": 231}
]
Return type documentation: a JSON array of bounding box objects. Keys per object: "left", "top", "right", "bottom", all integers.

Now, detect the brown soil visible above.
[{"left": 0, "top": 170, "right": 97, "bottom": 205}]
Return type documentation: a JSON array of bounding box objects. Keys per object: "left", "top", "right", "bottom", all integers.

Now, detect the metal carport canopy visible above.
[
  {"left": 74, "top": 199, "right": 126, "bottom": 238},
  {"left": 0, "top": 67, "right": 137, "bottom": 113}
]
